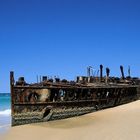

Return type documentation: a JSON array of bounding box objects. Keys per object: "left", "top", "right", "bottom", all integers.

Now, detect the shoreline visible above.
[
  {"left": 1, "top": 100, "right": 140, "bottom": 140},
  {"left": 0, "top": 115, "right": 11, "bottom": 135}
]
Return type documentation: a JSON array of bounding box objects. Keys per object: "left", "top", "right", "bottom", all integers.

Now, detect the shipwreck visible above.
[{"left": 10, "top": 65, "right": 140, "bottom": 126}]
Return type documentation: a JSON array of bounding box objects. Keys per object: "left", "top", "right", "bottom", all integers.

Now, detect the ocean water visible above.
[{"left": 0, "top": 93, "right": 11, "bottom": 133}]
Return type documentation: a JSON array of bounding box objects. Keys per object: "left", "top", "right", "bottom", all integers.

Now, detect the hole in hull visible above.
[{"left": 43, "top": 109, "right": 51, "bottom": 118}]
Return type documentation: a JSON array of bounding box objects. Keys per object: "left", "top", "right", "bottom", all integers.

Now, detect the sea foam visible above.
[{"left": 0, "top": 109, "right": 11, "bottom": 116}]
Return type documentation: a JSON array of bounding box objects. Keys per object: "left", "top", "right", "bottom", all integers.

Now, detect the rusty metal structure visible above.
[{"left": 11, "top": 65, "right": 140, "bottom": 126}]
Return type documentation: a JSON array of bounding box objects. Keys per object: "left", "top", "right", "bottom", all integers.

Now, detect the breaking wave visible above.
[{"left": 0, "top": 109, "right": 11, "bottom": 116}]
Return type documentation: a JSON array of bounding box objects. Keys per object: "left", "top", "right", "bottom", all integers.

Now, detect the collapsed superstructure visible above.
[{"left": 11, "top": 65, "right": 140, "bottom": 126}]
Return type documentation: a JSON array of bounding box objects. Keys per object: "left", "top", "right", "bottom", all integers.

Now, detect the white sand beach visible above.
[{"left": 1, "top": 100, "right": 140, "bottom": 140}]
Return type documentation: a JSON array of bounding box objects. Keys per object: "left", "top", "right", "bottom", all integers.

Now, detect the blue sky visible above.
[{"left": 0, "top": 0, "right": 140, "bottom": 92}]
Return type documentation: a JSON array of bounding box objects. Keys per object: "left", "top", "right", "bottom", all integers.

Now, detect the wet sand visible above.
[{"left": 1, "top": 100, "right": 140, "bottom": 140}]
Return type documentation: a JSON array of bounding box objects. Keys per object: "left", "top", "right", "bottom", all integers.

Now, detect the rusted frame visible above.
[{"left": 10, "top": 71, "right": 14, "bottom": 115}]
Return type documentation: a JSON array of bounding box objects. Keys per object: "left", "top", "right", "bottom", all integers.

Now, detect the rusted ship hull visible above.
[
  {"left": 12, "top": 100, "right": 96, "bottom": 126},
  {"left": 11, "top": 65, "right": 140, "bottom": 126},
  {"left": 11, "top": 76, "right": 138, "bottom": 125},
  {"left": 12, "top": 97, "right": 138, "bottom": 126}
]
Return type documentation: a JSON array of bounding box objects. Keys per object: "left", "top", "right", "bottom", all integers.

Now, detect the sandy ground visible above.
[{"left": 1, "top": 100, "right": 140, "bottom": 140}]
